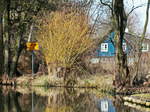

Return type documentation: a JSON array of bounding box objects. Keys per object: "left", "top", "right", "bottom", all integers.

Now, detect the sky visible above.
[
  {"left": 125, "top": 0, "right": 150, "bottom": 34},
  {"left": 93, "top": 0, "right": 150, "bottom": 34}
]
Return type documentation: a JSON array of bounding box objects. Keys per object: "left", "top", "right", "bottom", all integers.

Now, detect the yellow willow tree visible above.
[{"left": 37, "top": 10, "right": 93, "bottom": 80}]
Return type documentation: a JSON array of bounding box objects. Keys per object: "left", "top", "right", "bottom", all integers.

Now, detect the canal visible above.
[{"left": 0, "top": 87, "right": 149, "bottom": 112}]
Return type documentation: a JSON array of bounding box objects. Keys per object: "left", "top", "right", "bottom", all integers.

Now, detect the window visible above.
[
  {"left": 101, "top": 43, "right": 108, "bottom": 52},
  {"left": 90, "top": 58, "right": 100, "bottom": 64},
  {"left": 142, "top": 43, "right": 149, "bottom": 52},
  {"left": 122, "top": 43, "right": 126, "bottom": 52}
]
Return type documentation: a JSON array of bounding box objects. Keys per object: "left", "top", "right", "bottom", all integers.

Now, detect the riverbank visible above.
[
  {"left": 1, "top": 74, "right": 150, "bottom": 95},
  {"left": 0, "top": 85, "right": 114, "bottom": 100},
  {"left": 15, "top": 74, "right": 114, "bottom": 92}
]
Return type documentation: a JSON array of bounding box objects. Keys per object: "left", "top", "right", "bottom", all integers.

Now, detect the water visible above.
[{"left": 0, "top": 87, "right": 148, "bottom": 112}]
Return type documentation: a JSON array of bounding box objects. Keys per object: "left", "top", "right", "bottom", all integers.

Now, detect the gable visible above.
[
  {"left": 96, "top": 32, "right": 150, "bottom": 57},
  {"left": 97, "top": 32, "right": 129, "bottom": 57}
]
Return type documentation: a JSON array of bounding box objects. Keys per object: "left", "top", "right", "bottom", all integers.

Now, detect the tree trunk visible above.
[
  {"left": 47, "top": 63, "right": 58, "bottom": 76},
  {"left": 9, "top": 32, "right": 23, "bottom": 77},
  {"left": 113, "top": 0, "right": 130, "bottom": 92},
  {"left": 9, "top": 51, "right": 19, "bottom": 77},
  {"left": 130, "top": 0, "right": 150, "bottom": 86},
  {"left": 3, "top": 0, "right": 10, "bottom": 77},
  {"left": 0, "top": 13, "right": 4, "bottom": 76}
]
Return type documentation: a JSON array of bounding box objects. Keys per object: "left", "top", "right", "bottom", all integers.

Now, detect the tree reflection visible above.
[
  {"left": 0, "top": 87, "right": 45, "bottom": 112},
  {"left": 0, "top": 87, "right": 21, "bottom": 112},
  {"left": 0, "top": 88, "right": 4, "bottom": 112},
  {"left": 0, "top": 87, "right": 144, "bottom": 112},
  {"left": 113, "top": 96, "right": 142, "bottom": 112},
  {"left": 46, "top": 88, "right": 99, "bottom": 112}
]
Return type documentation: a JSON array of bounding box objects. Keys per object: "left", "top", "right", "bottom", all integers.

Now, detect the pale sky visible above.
[
  {"left": 125, "top": 0, "right": 150, "bottom": 33},
  {"left": 93, "top": 0, "right": 150, "bottom": 34}
]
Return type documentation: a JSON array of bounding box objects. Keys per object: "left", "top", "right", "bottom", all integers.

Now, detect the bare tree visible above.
[
  {"left": 112, "top": 0, "right": 130, "bottom": 91},
  {"left": 3, "top": 0, "right": 11, "bottom": 77},
  {"left": 98, "top": 0, "right": 129, "bottom": 91},
  {"left": 127, "top": 12, "right": 141, "bottom": 34},
  {"left": 0, "top": 0, "right": 4, "bottom": 76},
  {"left": 98, "top": 0, "right": 147, "bottom": 92},
  {"left": 131, "top": 0, "right": 150, "bottom": 85}
]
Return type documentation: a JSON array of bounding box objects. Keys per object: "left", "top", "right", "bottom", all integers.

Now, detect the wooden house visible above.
[
  {"left": 89, "top": 32, "right": 150, "bottom": 64},
  {"left": 87, "top": 32, "right": 150, "bottom": 74},
  {"left": 96, "top": 32, "right": 150, "bottom": 57}
]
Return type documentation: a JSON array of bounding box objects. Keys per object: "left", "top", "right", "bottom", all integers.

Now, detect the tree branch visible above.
[
  {"left": 127, "top": 4, "right": 146, "bottom": 17},
  {"left": 141, "top": 0, "right": 150, "bottom": 42},
  {"left": 99, "top": 0, "right": 113, "bottom": 11}
]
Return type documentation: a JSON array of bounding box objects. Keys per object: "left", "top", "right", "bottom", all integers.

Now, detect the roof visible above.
[{"left": 124, "top": 33, "right": 150, "bottom": 52}]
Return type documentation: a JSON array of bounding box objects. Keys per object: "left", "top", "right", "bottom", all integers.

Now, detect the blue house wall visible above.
[
  {"left": 96, "top": 32, "right": 129, "bottom": 57},
  {"left": 97, "top": 40, "right": 115, "bottom": 57}
]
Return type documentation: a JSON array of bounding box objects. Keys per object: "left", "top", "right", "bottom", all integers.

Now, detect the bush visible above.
[{"left": 37, "top": 10, "right": 93, "bottom": 77}]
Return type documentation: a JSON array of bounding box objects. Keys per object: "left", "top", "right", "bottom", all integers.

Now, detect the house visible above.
[
  {"left": 96, "top": 32, "right": 150, "bottom": 57},
  {"left": 89, "top": 32, "right": 150, "bottom": 64}
]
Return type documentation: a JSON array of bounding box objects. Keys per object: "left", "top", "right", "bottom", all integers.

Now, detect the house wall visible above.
[
  {"left": 96, "top": 32, "right": 129, "bottom": 57},
  {"left": 97, "top": 40, "right": 115, "bottom": 57},
  {"left": 142, "top": 41, "right": 150, "bottom": 52},
  {"left": 87, "top": 33, "right": 150, "bottom": 75},
  {"left": 96, "top": 32, "right": 150, "bottom": 58}
]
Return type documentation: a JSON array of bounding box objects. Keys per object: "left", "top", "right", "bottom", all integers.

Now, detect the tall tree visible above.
[
  {"left": 2, "top": 0, "right": 68, "bottom": 77},
  {"left": 99, "top": 0, "right": 150, "bottom": 91},
  {"left": 112, "top": 0, "right": 130, "bottom": 91},
  {"left": 3, "top": 0, "right": 11, "bottom": 76},
  {"left": 131, "top": 0, "right": 150, "bottom": 85},
  {"left": 0, "top": 0, "right": 4, "bottom": 76},
  {"left": 99, "top": 0, "right": 129, "bottom": 91}
]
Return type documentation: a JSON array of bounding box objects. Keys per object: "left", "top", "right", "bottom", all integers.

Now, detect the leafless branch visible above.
[
  {"left": 99, "top": 0, "right": 113, "bottom": 11},
  {"left": 89, "top": 9, "right": 100, "bottom": 36},
  {"left": 141, "top": 0, "right": 150, "bottom": 41},
  {"left": 127, "top": 4, "right": 146, "bottom": 17},
  {"left": 90, "top": 4, "right": 100, "bottom": 17}
]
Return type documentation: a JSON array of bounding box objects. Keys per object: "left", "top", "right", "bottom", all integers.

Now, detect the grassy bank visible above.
[{"left": 15, "top": 74, "right": 114, "bottom": 92}]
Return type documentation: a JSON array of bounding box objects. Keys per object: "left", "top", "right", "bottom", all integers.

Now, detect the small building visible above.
[
  {"left": 96, "top": 32, "right": 150, "bottom": 57},
  {"left": 89, "top": 32, "right": 150, "bottom": 66},
  {"left": 87, "top": 32, "right": 150, "bottom": 74},
  {"left": 96, "top": 32, "right": 128, "bottom": 57}
]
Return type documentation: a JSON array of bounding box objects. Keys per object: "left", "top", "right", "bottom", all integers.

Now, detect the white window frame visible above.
[
  {"left": 142, "top": 43, "right": 149, "bottom": 52},
  {"left": 122, "top": 43, "right": 126, "bottom": 52},
  {"left": 101, "top": 43, "right": 108, "bottom": 52}
]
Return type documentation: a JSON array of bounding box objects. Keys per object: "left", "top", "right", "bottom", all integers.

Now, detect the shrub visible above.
[{"left": 36, "top": 10, "right": 93, "bottom": 77}]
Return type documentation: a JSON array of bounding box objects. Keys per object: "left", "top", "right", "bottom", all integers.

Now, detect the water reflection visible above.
[
  {"left": 0, "top": 87, "right": 147, "bottom": 112},
  {"left": 32, "top": 91, "right": 34, "bottom": 112},
  {"left": 97, "top": 99, "right": 115, "bottom": 112}
]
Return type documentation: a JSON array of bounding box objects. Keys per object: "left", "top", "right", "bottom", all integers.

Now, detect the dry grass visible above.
[
  {"left": 32, "top": 75, "right": 64, "bottom": 86},
  {"left": 78, "top": 74, "right": 114, "bottom": 91},
  {"left": 15, "top": 73, "right": 114, "bottom": 94}
]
